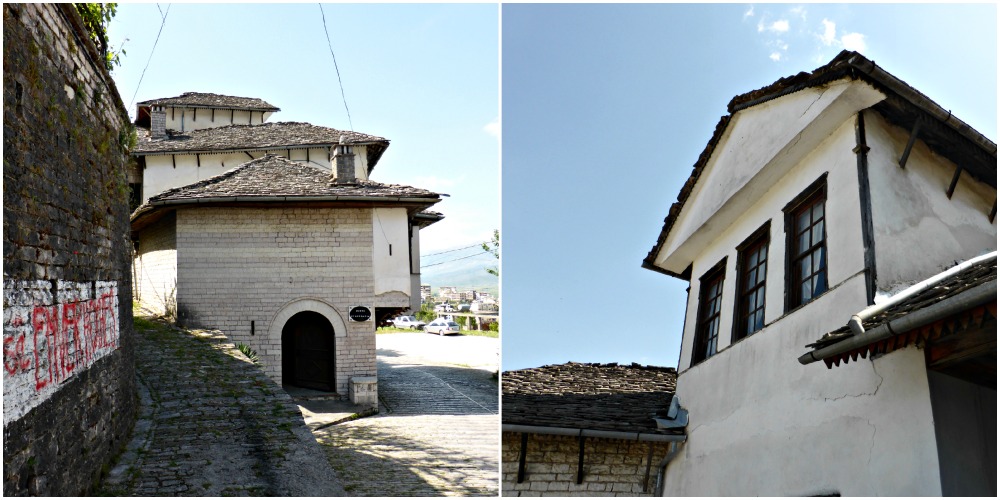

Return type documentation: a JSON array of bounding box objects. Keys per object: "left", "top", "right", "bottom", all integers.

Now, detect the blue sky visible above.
[
  {"left": 501, "top": 3, "right": 997, "bottom": 370},
  {"left": 107, "top": 3, "right": 499, "bottom": 256}
]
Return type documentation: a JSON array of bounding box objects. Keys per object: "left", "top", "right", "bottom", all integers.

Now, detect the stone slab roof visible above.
[
  {"left": 134, "top": 121, "right": 390, "bottom": 169},
  {"left": 807, "top": 254, "right": 997, "bottom": 351},
  {"left": 146, "top": 154, "right": 439, "bottom": 204},
  {"left": 643, "top": 50, "right": 997, "bottom": 279},
  {"left": 502, "top": 362, "right": 680, "bottom": 435},
  {"left": 138, "top": 92, "right": 279, "bottom": 111}
]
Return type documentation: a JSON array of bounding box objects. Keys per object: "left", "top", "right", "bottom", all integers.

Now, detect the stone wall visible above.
[
  {"left": 162, "top": 206, "right": 377, "bottom": 395},
  {"left": 501, "top": 432, "right": 672, "bottom": 497},
  {"left": 3, "top": 3, "right": 136, "bottom": 495}
]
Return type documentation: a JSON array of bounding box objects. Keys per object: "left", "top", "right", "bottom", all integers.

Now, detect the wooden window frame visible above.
[
  {"left": 733, "top": 222, "right": 770, "bottom": 343},
  {"left": 692, "top": 258, "right": 727, "bottom": 365},
  {"left": 784, "top": 175, "right": 829, "bottom": 312}
]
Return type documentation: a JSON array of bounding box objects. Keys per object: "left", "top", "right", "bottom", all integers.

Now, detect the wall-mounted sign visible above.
[{"left": 349, "top": 306, "right": 372, "bottom": 322}]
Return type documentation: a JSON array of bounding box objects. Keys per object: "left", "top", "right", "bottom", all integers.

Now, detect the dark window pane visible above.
[
  {"left": 812, "top": 219, "right": 824, "bottom": 246},
  {"left": 813, "top": 202, "right": 824, "bottom": 221}
]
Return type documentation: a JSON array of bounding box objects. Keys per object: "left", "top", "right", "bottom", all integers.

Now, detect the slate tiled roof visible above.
[
  {"left": 807, "top": 254, "right": 997, "bottom": 351},
  {"left": 144, "top": 154, "right": 439, "bottom": 204},
  {"left": 134, "top": 121, "right": 390, "bottom": 169},
  {"left": 138, "top": 92, "right": 279, "bottom": 111},
  {"left": 642, "top": 50, "right": 997, "bottom": 278},
  {"left": 502, "top": 362, "right": 680, "bottom": 435}
]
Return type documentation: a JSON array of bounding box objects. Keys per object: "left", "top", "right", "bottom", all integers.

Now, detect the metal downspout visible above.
[
  {"left": 846, "top": 251, "right": 997, "bottom": 336},
  {"left": 654, "top": 440, "right": 685, "bottom": 497}
]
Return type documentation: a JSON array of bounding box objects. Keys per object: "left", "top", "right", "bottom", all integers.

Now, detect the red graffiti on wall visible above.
[{"left": 4, "top": 291, "right": 118, "bottom": 391}]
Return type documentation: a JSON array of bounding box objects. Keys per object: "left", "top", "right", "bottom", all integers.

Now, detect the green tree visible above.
[
  {"left": 482, "top": 229, "right": 499, "bottom": 277},
  {"left": 74, "top": 3, "right": 125, "bottom": 70}
]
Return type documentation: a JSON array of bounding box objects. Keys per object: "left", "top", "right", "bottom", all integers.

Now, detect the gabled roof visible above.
[
  {"left": 137, "top": 92, "right": 280, "bottom": 112},
  {"left": 131, "top": 154, "right": 441, "bottom": 231},
  {"left": 643, "top": 50, "right": 998, "bottom": 279},
  {"left": 502, "top": 362, "right": 681, "bottom": 435},
  {"left": 133, "top": 121, "right": 390, "bottom": 170}
]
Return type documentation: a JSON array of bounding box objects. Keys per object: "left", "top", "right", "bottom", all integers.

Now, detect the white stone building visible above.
[
  {"left": 130, "top": 92, "right": 443, "bottom": 405},
  {"left": 643, "top": 51, "right": 996, "bottom": 496}
]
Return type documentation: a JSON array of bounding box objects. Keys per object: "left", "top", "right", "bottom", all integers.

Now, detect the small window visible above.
[
  {"left": 785, "top": 178, "right": 828, "bottom": 310},
  {"left": 734, "top": 223, "right": 769, "bottom": 342},
  {"left": 693, "top": 259, "right": 726, "bottom": 364}
]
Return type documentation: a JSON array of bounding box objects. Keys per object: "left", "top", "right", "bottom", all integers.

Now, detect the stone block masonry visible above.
[
  {"left": 3, "top": 3, "right": 136, "bottom": 496},
  {"left": 169, "top": 206, "right": 377, "bottom": 396},
  {"left": 501, "top": 432, "right": 672, "bottom": 497}
]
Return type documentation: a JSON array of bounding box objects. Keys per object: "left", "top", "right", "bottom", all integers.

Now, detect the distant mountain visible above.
[{"left": 419, "top": 251, "right": 498, "bottom": 297}]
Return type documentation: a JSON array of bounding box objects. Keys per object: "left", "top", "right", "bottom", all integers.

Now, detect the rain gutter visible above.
[
  {"left": 501, "top": 424, "right": 686, "bottom": 443},
  {"left": 148, "top": 195, "right": 440, "bottom": 206},
  {"left": 845, "top": 55, "right": 998, "bottom": 157},
  {"left": 844, "top": 251, "right": 996, "bottom": 337},
  {"left": 653, "top": 440, "right": 685, "bottom": 497},
  {"left": 799, "top": 278, "right": 996, "bottom": 365}
]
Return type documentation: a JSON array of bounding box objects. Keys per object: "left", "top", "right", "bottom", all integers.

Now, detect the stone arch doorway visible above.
[{"left": 282, "top": 311, "right": 336, "bottom": 391}]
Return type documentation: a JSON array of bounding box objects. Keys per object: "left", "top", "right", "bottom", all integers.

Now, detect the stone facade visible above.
[
  {"left": 3, "top": 3, "right": 136, "bottom": 495},
  {"left": 133, "top": 206, "right": 378, "bottom": 394},
  {"left": 502, "top": 433, "right": 671, "bottom": 497}
]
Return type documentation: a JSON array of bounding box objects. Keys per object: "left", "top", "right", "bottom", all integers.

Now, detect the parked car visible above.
[
  {"left": 391, "top": 316, "right": 425, "bottom": 330},
  {"left": 425, "top": 318, "right": 460, "bottom": 336}
]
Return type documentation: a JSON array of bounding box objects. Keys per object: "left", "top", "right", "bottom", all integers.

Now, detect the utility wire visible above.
[
  {"left": 421, "top": 251, "right": 489, "bottom": 269},
  {"left": 318, "top": 3, "right": 354, "bottom": 131},
  {"left": 127, "top": 3, "right": 171, "bottom": 116},
  {"left": 422, "top": 243, "right": 484, "bottom": 257}
]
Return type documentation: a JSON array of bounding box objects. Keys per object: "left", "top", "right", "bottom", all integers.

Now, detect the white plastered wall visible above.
[
  {"left": 372, "top": 207, "right": 412, "bottom": 304},
  {"left": 163, "top": 106, "right": 275, "bottom": 132},
  {"left": 862, "top": 110, "right": 997, "bottom": 292},
  {"left": 140, "top": 147, "right": 333, "bottom": 202},
  {"left": 664, "top": 108, "right": 940, "bottom": 495}
]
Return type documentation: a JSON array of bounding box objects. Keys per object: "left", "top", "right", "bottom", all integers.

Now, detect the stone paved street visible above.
[
  {"left": 100, "top": 317, "right": 344, "bottom": 496},
  {"left": 313, "top": 332, "right": 500, "bottom": 496}
]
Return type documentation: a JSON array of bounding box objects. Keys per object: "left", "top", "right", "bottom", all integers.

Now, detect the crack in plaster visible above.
[
  {"left": 799, "top": 89, "right": 827, "bottom": 119},
  {"left": 807, "top": 356, "right": 885, "bottom": 403}
]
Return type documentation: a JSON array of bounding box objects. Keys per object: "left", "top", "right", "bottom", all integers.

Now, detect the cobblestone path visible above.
[
  {"left": 100, "top": 317, "right": 344, "bottom": 496},
  {"left": 313, "top": 336, "right": 499, "bottom": 496}
]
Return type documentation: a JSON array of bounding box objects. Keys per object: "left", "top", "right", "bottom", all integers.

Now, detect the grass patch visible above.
[
  {"left": 375, "top": 326, "right": 420, "bottom": 334},
  {"left": 458, "top": 329, "right": 499, "bottom": 339}
]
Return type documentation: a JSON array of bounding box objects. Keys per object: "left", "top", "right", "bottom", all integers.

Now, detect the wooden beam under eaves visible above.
[
  {"left": 898, "top": 119, "right": 923, "bottom": 169},
  {"left": 517, "top": 433, "right": 528, "bottom": 483},
  {"left": 946, "top": 166, "right": 963, "bottom": 199}
]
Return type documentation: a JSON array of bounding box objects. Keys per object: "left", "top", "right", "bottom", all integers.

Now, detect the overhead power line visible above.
[
  {"left": 318, "top": 3, "right": 354, "bottom": 131},
  {"left": 421, "top": 251, "right": 489, "bottom": 269},
  {"left": 128, "top": 3, "right": 171, "bottom": 115},
  {"left": 422, "top": 243, "right": 484, "bottom": 258}
]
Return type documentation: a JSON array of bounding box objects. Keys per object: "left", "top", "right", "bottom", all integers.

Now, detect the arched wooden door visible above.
[{"left": 281, "top": 311, "right": 336, "bottom": 391}]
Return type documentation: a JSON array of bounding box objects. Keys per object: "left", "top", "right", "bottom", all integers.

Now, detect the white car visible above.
[
  {"left": 391, "top": 316, "right": 425, "bottom": 330},
  {"left": 425, "top": 318, "right": 460, "bottom": 336}
]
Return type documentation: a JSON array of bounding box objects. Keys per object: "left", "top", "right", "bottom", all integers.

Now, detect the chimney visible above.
[
  {"left": 150, "top": 106, "right": 166, "bottom": 140},
  {"left": 332, "top": 135, "right": 357, "bottom": 184}
]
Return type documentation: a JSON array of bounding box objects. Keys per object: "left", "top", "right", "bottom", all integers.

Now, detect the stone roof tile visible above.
[
  {"left": 147, "top": 154, "right": 439, "bottom": 203},
  {"left": 138, "top": 92, "right": 279, "bottom": 111},
  {"left": 502, "top": 362, "right": 679, "bottom": 434}
]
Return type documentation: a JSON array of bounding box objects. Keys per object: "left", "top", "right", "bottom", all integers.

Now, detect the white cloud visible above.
[
  {"left": 770, "top": 52, "right": 782, "bottom": 62},
  {"left": 744, "top": 5, "right": 755, "bottom": 19},
  {"left": 769, "top": 20, "right": 790, "bottom": 33},
  {"left": 790, "top": 6, "right": 806, "bottom": 21},
  {"left": 820, "top": 19, "right": 836, "bottom": 46},
  {"left": 841, "top": 32, "right": 867, "bottom": 52},
  {"left": 483, "top": 118, "right": 499, "bottom": 138}
]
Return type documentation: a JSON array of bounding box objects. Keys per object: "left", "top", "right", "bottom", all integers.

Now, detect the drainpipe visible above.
[
  {"left": 845, "top": 251, "right": 996, "bottom": 336},
  {"left": 800, "top": 278, "right": 996, "bottom": 365},
  {"left": 653, "top": 440, "right": 685, "bottom": 497}
]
